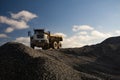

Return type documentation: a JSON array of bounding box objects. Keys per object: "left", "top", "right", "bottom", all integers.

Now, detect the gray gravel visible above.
[{"left": 0, "top": 36, "right": 120, "bottom": 80}]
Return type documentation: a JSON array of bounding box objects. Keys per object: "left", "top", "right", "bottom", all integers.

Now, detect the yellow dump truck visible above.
[{"left": 28, "top": 29, "right": 63, "bottom": 49}]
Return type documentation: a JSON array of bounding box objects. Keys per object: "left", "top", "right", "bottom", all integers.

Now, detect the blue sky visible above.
[{"left": 0, "top": 0, "right": 120, "bottom": 47}]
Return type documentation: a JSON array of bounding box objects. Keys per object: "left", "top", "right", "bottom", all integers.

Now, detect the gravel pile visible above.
[
  {"left": 0, "top": 36, "right": 120, "bottom": 80},
  {"left": 0, "top": 42, "right": 90, "bottom": 80}
]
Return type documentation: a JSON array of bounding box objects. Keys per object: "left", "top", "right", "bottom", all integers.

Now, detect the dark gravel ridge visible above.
[{"left": 0, "top": 36, "right": 120, "bottom": 80}]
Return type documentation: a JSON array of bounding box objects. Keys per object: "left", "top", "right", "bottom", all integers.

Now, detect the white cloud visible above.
[
  {"left": 5, "top": 27, "right": 14, "bottom": 33},
  {"left": 0, "top": 16, "right": 29, "bottom": 33},
  {"left": 62, "top": 25, "right": 113, "bottom": 48},
  {"left": 63, "top": 35, "right": 86, "bottom": 48},
  {"left": 91, "top": 30, "right": 111, "bottom": 38},
  {"left": 11, "top": 10, "right": 37, "bottom": 22},
  {"left": 0, "top": 10, "right": 37, "bottom": 33},
  {"left": 115, "top": 30, "right": 120, "bottom": 35},
  {"left": 72, "top": 25, "right": 94, "bottom": 32},
  {"left": 14, "top": 37, "right": 30, "bottom": 46},
  {"left": 53, "top": 32, "right": 67, "bottom": 37},
  {"left": 78, "top": 31, "right": 87, "bottom": 35},
  {"left": 0, "top": 34, "right": 8, "bottom": 38}
]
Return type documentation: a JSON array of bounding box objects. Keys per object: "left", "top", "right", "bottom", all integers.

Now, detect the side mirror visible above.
[{"left": 28, "top": 31, "right": 31, "bottom": 36}]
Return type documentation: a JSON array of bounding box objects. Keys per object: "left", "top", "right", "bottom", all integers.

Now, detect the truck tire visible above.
[
  {"left": 53, "top": 41, "right": 58, "bottom": 49},
  {"left": 58, "top": 42, "right": 62, "bottom": 49}
]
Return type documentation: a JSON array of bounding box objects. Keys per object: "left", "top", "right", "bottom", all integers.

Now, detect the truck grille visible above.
[{"left": 37, "top": 35, "right": 44, "bottom": 38}]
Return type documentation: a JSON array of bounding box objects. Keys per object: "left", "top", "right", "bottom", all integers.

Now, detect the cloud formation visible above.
[
  {"left": 0, "top": 10, "right": 37, "bottom": 33},
  {"left": 62, "top": 25, "right": 118, "bottom": 48},
  {"left": 5, "top": 27, "right": 14, "bottom": 33},
  {"left": 0, "top": 16, "right": 29, "bottom": 33},
  {"left": 72, "top": 25, "right": 94, "bottom": 32},
  {"left": 11, "top": 10, "right": 37, "bottom": 22},
  {"left": 0, "top": 34, "right": 8, "bottom": 38},
  {"left": 14, "top": 37, "right": 30, "bottom": 46},
  {"left": 53, "top": 32, "right": 67, "bottom": 38}
]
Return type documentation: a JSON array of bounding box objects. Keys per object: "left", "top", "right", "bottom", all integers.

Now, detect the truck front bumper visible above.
[{"left": 31, "top": 40, "right": 48, "bottom": 47}]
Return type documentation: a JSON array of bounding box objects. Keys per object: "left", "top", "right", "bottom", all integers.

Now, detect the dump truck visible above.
[{"left": 28, "top": 29, "right": 63, "bottom": 49}]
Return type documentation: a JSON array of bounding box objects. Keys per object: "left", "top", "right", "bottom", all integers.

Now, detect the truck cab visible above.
[{"left": 33, "top": 29, "right": 49, "bottom": 43}]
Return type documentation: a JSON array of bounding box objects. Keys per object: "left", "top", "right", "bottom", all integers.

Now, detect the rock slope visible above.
[{"left": 0, "top": 36, "right": 120, "bottom": 80}]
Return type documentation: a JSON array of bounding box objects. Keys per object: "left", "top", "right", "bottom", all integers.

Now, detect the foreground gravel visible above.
[{"left": 0, "top": 36, "right": 120, "bottom": 80}]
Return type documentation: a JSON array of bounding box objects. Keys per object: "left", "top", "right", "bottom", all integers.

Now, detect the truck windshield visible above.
[
  {"left": 34, "top": 30, "right": 44, "bottom": 34},
  {"left": 34, "top": 29, "right": 44, "bottom": 38}
]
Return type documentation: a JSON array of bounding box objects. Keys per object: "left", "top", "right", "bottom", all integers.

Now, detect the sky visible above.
[{"left": 0, "top": 0, "right": 120, "bottom": 48}]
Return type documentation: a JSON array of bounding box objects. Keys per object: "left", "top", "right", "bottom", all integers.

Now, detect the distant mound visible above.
[
  {"left": 102, "top": 36, "right": 120, "bottom": 44},
  {"left": 0, "top": 36, "right": 120, "bottom": 80}
]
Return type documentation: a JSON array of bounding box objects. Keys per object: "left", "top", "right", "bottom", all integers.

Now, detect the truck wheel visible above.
[
  {"left": 53, "top": 41, "right": 58, "bottom": 49},
  {"left": 58, "top": 42, "right": 62, "bottom": 49}
]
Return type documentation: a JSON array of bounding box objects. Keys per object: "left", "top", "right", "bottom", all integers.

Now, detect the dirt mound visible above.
[
  {"left": 0, "top": 36, "right": 120, "bottom": 80},
  {"left": 0, "top": 42, "right": 86, "bottom": 80},
  {"left": 102, "top": 36, "right": 120, "bottom": 44}
]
